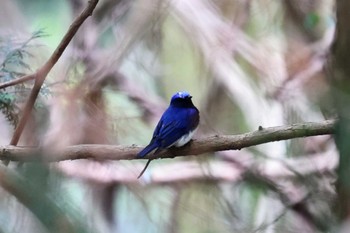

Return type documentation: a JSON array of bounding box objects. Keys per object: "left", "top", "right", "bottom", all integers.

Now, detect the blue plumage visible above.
[{"left": 138, "top": 91, "right": 199, "bottom": 158}]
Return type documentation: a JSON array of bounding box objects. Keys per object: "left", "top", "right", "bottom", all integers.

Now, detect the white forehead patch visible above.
[{"left": 176, "top": 91, "right": 190, "bottom": 99}]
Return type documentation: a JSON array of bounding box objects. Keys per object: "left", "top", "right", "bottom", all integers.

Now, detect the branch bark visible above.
[
  {"left": 0, "top": 120, "right": 335, "bottom": 162},
  {"left": 9, "top": 0, "right": 99, "bottom": 146}
]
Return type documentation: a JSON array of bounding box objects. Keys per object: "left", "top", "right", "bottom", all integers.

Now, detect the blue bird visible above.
[{"left": 138, "top": 91, "right": 200, "bottom": 158}]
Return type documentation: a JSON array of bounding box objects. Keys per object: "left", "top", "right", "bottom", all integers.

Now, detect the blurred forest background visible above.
[{"left": 0, "top": 0, "right": 344, "bottom": 232}]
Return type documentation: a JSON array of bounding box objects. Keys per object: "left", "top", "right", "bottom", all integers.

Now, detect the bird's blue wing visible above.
[
  {"left": 154, "top": 107, "right": 198, "bottom": 148},
  {"left": 137, "top": 107, "right": 199, "bottom": 158},
  {"left": 156, "top": 121, "right": 189, "bottom": 148},
  {"left": 136, "top": 118, "right": 168, "bottom": 158}
]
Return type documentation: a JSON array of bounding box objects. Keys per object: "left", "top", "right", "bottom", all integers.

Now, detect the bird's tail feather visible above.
[{"left": 137, "top": 143, "right": 158, "bottom": 158}]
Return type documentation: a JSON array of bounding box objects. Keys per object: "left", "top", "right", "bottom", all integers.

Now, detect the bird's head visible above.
[{"left": 170, "top": 91, "right": 194, "bottom": 107}]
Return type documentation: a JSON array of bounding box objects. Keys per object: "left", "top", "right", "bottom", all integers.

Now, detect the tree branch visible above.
[
  {"left": 0, "top": 164, "right": 85, "bottom": 232},
  {"left": 0, "top": 74, "right": 35, "bottom": 89},
  {"left": 9, "top": 0, "right": 99, "bottom": 146},
  {"left": 0, "top": 120, "right": 335, "bottom": 162}
]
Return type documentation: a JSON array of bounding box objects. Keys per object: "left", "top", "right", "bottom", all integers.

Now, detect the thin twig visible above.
[
  {"left": 0, "top": 120, "right": 335, "bottom": 162},
  {"left": 9, "top": 0, "right": 99, "bottom": 146},
  {"left": 0, "top": 74, "right": 35, "bottom": 89}
]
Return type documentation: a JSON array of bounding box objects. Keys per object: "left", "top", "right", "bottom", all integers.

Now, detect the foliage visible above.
[{"left": 0, "top": 30, "right": 48, "bottom": 126}]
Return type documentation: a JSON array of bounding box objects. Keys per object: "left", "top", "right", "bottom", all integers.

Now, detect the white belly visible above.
[{"left": 171, "top": 130, "right": 196, "bottom": 147}]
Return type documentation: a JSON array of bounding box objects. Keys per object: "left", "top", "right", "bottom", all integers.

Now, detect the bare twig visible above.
[
  {"left": 9, "top": 0, "right": 99, "bottom": 146},
  {"left": 0, "top": 120, "right": 335, "bottom": 161},
  {"left": 0, "top": 74, "right": 34, "bottom": 89}
]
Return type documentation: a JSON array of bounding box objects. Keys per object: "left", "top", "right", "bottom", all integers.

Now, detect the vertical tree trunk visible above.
[{"left": 331, "top": 0, "right": 350, "bottom": 222}]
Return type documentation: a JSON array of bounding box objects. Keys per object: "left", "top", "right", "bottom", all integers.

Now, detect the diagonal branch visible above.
[
  {"left": 10, "top": 0, "right": 99, "bottom": 146},
  {"left": 0, "top": 74, "right": 35, "bottom": 89},
  {"left": 0, "top": 164, "right": 86, "bottom": 232},
  {"left": 0, "top": 120, "right": 335, "bottom": 162}
]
